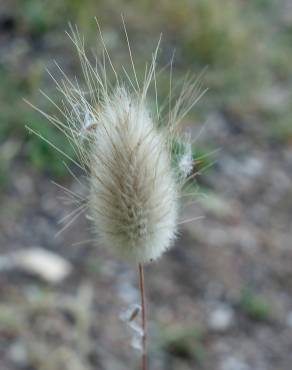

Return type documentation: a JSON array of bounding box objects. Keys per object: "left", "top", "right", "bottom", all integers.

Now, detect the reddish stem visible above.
[{"left": 138, "top": 263, "right": 147, "bottom": 370}]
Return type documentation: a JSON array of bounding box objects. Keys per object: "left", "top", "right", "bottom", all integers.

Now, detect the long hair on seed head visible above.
[{"left": 25, "top": 18, "right": 207, "bottom": 263}]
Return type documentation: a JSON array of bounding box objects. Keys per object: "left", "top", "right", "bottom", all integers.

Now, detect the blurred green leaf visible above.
[{"left": 239, "top": 288, "right": 271, "bottom": 321}]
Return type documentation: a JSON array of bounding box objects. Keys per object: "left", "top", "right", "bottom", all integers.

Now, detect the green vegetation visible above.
[
  {"left": 26, "top": 121, "right": 74, "bottom": 177},
  {"left": 239, "top": 289, "right": 271, "bottom": 321},
  {"left": 158, "top": 323, "right": 206, "bottom": 364}
]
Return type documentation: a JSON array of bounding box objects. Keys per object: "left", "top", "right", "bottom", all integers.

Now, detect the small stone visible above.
[
  {"left": 9, "top": 247, "right": 72, "bottom": 284},
  {"left": 9, "top": 341, "right": 28, "bottom": 366},
  {"left": 221, "top": 356, "right": 250, "bottom": 370},
  {"left": 208, "top": 304, "right": 234, "bottom": 332},
  {"left": 286, "top": 311, "right": 292, "bottom": 328}
]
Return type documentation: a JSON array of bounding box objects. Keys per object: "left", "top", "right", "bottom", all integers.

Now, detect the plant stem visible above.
[{"left": 138, "top": 263, "right": 147, "bottom": 370}]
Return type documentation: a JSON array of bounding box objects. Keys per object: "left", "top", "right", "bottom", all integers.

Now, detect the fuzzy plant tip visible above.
[
  {"left": 89, "top": 87, "right": 178, "bottom": 263},
  {"left": 28, "top": 20, "right": 206, "bottom": 264}
]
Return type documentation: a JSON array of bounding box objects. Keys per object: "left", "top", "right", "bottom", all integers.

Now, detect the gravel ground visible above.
[
  {"left": 1, "top": 108, "right": 292, "bottom": 370},
  {"left": 1, "top": 2, "right": 292, "bottom": 368}
]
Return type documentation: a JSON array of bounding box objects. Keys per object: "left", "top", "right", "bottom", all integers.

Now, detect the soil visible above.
[{"left": 1, "top": 4, "right": 292, "bottom": 369}]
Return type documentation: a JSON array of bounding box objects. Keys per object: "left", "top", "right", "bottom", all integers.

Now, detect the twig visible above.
[{"left": 138, "top": 263, "right": 147, "bottom": 370}]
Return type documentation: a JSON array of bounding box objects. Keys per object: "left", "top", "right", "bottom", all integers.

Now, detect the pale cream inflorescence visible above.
[
  {"left": 28, "top": 22, "right": 205, "bottom": 264},
  {"left": 89, "top": 87, "right": 178, "bottom": 263}
]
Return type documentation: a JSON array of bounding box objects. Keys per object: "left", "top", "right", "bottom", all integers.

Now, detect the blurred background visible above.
[{"left": 0, "top": 0, "right": 292, "bottom": 369}]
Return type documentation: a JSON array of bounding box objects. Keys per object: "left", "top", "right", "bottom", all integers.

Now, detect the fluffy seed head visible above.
[
  {"left": 27, "top": 22, "right": 206, "bottom": 264},
  {"left": 89, "top": 87, "right": 178, "bottom": 263}
]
